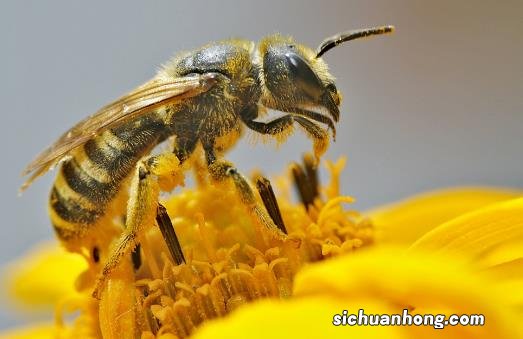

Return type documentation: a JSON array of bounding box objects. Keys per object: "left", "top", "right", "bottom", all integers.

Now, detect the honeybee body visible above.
[
  {"left": 50, "top": 40, "right": 257, "bottom": 245},
  {"left": 23, "top": 27, "right": 393, "bottom": 293}
]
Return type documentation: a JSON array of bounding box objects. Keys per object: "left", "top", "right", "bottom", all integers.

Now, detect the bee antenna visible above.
[{"left": 316, "top": 25, "right": 395, "bottom": 58}]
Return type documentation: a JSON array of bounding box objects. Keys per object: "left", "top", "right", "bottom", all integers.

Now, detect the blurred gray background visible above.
[{"left": 1, "top": 0, "right": 522, "bottom": 330}]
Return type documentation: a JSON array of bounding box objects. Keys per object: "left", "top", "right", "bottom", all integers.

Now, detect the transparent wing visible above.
[{"left": 21, "top": 73, "right": 218, "bottom": 191}]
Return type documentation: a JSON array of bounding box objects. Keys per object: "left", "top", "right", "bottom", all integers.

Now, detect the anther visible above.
[
  {"left": 291, "top": 154, "right": 320, "bottom": 209},
  {"left": 92, "top": 246, "right": 100, "bottom": 263},
  {"left": 303, "top": 154, "right": 319, "bottom": 199},
  {"left": 256, "top": 177, "right": 287, "bottom": 234},
  {"left": 140, "top": 286, "right": 160, "bottom": 335},
  {"left": 156, "top": 203, "right": 186, "bottom": 265},
  {"left": 131, "top": 243, "right": 142, "bottom": 270}
]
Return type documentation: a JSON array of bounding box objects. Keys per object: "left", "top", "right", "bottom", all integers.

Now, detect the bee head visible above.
[
  {"left": 259, "top": 35, "right": 341, "bottom": 122},
  {"left": 258, "top": 26, "right": 394, "bottom": 126}
]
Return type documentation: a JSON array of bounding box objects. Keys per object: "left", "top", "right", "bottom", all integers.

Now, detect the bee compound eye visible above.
[
  {"left": 284, "top": 52, "right": 324, "bottom": 100},
  {"left": 285, "top": 52, "right": 300, "bottom": 69}
]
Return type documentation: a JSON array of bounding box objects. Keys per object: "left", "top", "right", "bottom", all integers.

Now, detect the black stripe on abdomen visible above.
[
  {"left": 50, "top": 187, "right": 102, "bottom": 224},
  {"left": 49, "top": 115, "right": 167, "bottom": 236},
  {"left": 61, "top": 158, "right": 117, "bottom": 204},
  {"left": 83, "top": 138, "right": 136, "bottom": 181}
]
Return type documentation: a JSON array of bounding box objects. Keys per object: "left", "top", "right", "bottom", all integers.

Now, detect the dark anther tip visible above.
[
  {"left": 156, "top": 203, "right": 186, "bottom": 265},
  {"left": 256, "top": 176, "right": 287, "bottom": 234},
  {"left": 92, "top": 246, "right": 100, "bottom": 263},
  {"left": 292, "top": 154, "right": 320, "bottom": 209}
]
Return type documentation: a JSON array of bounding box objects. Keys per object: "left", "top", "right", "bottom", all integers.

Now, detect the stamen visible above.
[
  {"left": 303, "top": 154, "right": 319, "bottom": 199},
  {"left": 92, "top": 246, "right": 100, "bottom": 263},
  {"left": 62, "top": 157, "right": 374, "bottom": 338},
  {"left": 156, "top": 204, "right": 186, "bottom": 265},
  {"left": 139, "top": 287, "right": 160, "bottom": 335},
  {"left": 292, "top": 154, "right": 320, "bottom": 209},
  {"left": 256, "top": 177, "right": 287, "bottom": 234},
  {"left": 131, "top": 243, "right": 142, "bottom": 270}
]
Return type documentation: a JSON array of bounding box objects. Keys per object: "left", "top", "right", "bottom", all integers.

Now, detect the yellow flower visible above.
[{"left": 2, "top": 157, "right": 522, "bottom": 338}]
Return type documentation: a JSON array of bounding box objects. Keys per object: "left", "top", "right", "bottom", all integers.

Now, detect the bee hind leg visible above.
[{"left": 92, "top": 153, "right": 185, "bottom": 299}]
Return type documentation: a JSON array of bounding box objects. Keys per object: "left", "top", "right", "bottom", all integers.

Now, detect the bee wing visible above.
[{"left": 21, "top": 73, "right": 218, "bottom": 191}]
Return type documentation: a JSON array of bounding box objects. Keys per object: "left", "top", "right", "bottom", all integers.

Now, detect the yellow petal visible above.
[
  {"left": 408, "top": 198, "right": 523, "bottom": 264},
  {"left": 367, "top": 187, "right": 522, "bottom": 246},
  {"left": 99, "top": 259, "right": 136, "bottom": 339},
  {"left": 0, "top": 323, "right": 55, "bottom": 339},
  {"left": 2, "top": 241, "right": 87, "bottom": 309},
  {"left": 484, "top": 256, "right": 523, "bottom": 281},
  {"left": 478, "top": 238, "right": 523, "bottom": 280},
  {"left": 192, "top": 297, "right": 403, "bottom": 339},
  {"left": 293, "top": 246, "right": 522, "bottom": 338}
]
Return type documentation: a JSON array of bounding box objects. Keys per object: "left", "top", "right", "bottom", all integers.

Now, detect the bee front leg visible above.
[
  {"left": 93, "top": 153, "right": 185, "bottom": 299},
  {"left": 240, "top": 105, "right": 330, "bottom": 160}
]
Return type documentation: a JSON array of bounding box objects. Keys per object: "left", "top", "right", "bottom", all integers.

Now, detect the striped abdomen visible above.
[{"left": 49, "top": 115, "right": 167, "bottom": 241}]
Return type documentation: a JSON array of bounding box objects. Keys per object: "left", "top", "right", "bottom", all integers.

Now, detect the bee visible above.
[{"left": 22, "top": 26, "right": 393, "bottom": 297}]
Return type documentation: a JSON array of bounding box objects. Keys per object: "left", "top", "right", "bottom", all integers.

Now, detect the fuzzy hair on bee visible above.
[{"left": 21, "top": 25, "right": 394, "bottom": 298}]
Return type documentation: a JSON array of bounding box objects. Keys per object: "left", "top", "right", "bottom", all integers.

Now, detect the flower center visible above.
[{"left": 76, "top": 156, "right": 374, "bottom": 338}]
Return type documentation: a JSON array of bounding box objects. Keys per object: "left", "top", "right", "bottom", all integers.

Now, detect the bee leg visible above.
[
  {"left": 291, "top": 115, "right": 330, "bottom": 159},
  {"left": 204, "top": 147, "right": 288, "bottom": 242},
  {"left": 241, "top": 105, "right": 329, "bottom": 160},
  {"left": 243, "top": 114, "right": 295, "bottom": 135},
  {"left": 93, "top": 153, "right": 184, "bottom": 298},
  {"left": 239, "top": 104, "right": 293, "bottom": 134}
]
